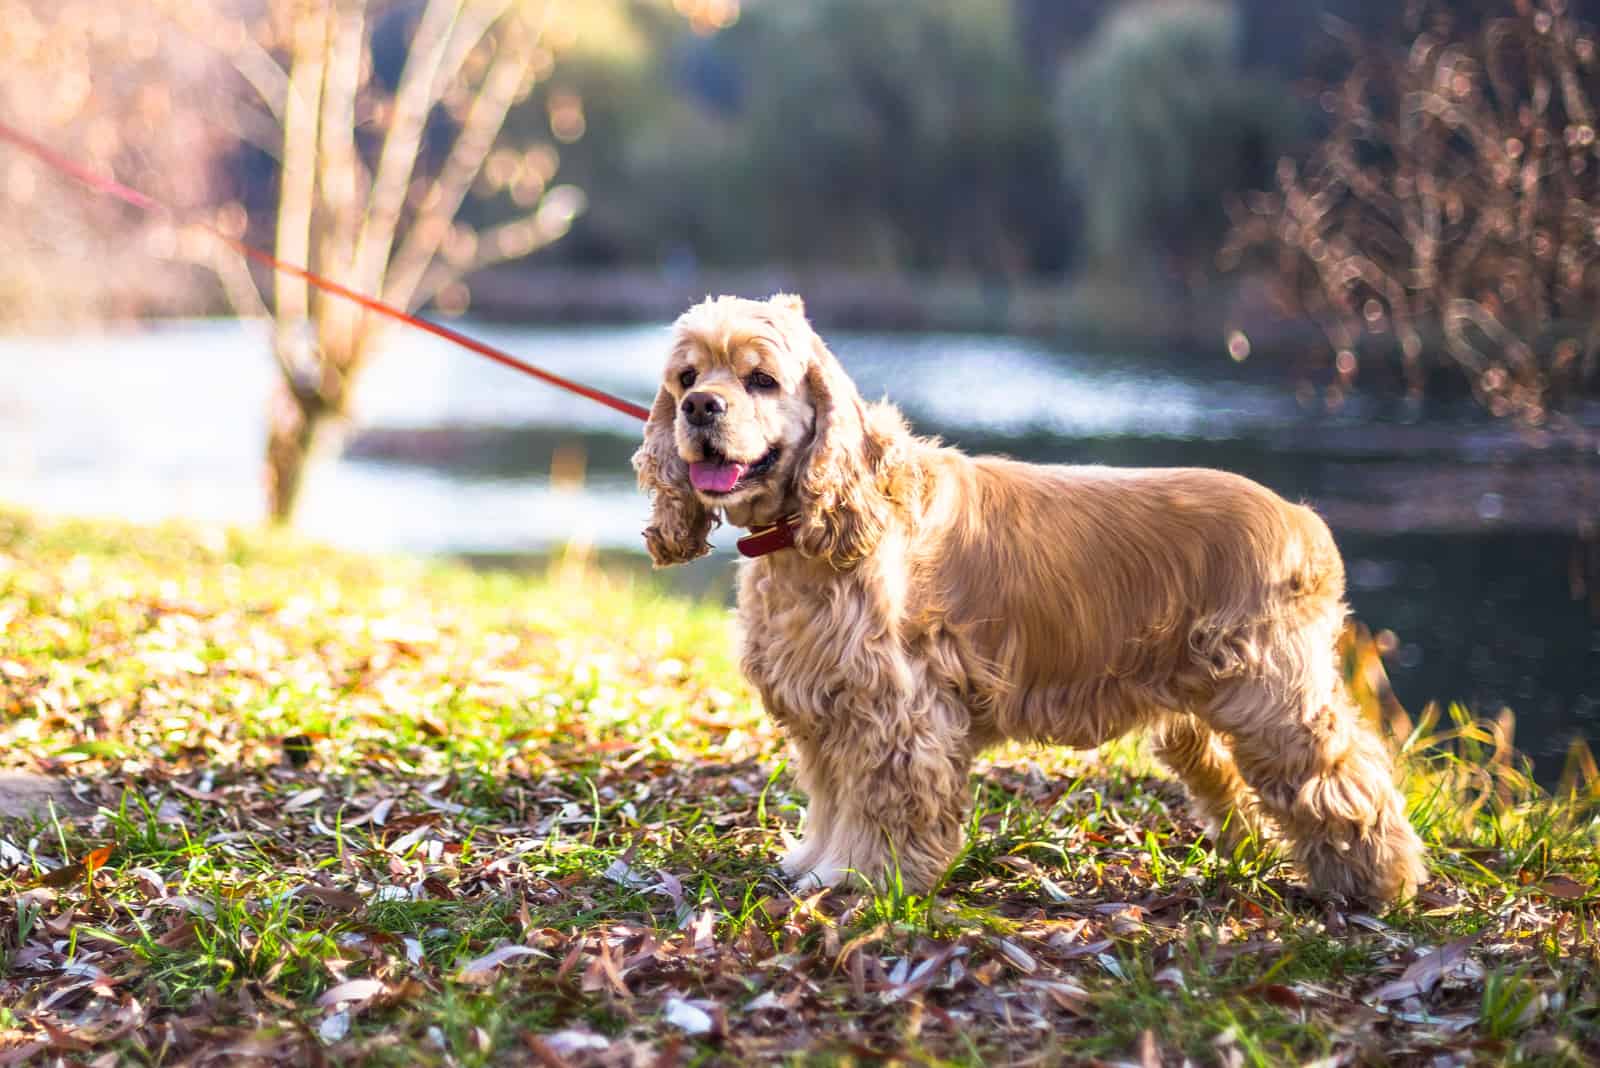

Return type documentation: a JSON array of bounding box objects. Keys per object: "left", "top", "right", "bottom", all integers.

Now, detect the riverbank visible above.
[{"left": 1, "top": 509, "right": 1596, "bottom": 1065}]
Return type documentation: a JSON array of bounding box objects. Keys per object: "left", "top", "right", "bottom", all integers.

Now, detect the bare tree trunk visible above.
[
  {"left": 263, "top": 332, "right": 353, "bottom": 524},
  {"left": 264, "top": 379, "right": 335, "bottom": 524}
]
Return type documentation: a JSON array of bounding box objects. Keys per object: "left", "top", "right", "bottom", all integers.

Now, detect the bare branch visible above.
[
  {"left": 149, "top": 0, "right": 291, "bottom": 120},
  {"left": 408, "top": 187, "right": 585, "bottom": 309},
  {"left": 384, "top": 15, "right": 539, "bottom": 310},
  {"left": 185, "top": 0, "right": 575, "bottom": 519},
  {"left": 228, "top": 36, "right": 293, "bottom": 121},
  {"left": 350, "top": 0, "right": 465, "bottom": 298},
  {"left": 164, "top": 219, "right": 271, "bottom": 328},
  {"left": 203, "top": 239, "right": 271, "bottom": 324},
  {"left": 274, "top": 0, "right": 330, "bottom": 335},
  {"left": 313, "top": 0, "right": 370, "bottom": 358},
  {"left": 430, "top": 0, "right": 519, "bottom": 104}
]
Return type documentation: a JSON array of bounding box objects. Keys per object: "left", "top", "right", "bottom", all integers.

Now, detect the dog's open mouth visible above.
[{"left": 689, "top": 446, "right": 779, "bottom": 494}]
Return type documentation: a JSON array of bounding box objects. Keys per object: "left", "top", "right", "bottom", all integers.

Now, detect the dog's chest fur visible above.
[
  {"left": 734, "top": 535, "right": 1010, "bottom": 749},
  {"left": 740, "top": 546, "right": 905, "bottom": 732}
]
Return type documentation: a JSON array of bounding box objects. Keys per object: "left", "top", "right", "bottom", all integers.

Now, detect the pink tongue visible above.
[{"left": 689, "top": 461, "right": 746, "bottom": 493}]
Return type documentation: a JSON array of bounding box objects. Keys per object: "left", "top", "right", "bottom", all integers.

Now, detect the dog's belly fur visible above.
[{"left": 739, "top": 455, "right": 1343, "bottom": 757}]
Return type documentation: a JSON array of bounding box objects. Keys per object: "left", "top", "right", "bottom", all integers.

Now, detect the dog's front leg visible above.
[
  {"left": 783, "top": 690, "right": 971, "bottom": 895},
  {"left": 777, "top": 733, "right": 842, "bottom": 882}
]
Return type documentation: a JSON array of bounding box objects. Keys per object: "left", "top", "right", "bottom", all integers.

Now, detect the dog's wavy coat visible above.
[{"left": 634, "top": 294, "right": 1427, "bottom": 906}]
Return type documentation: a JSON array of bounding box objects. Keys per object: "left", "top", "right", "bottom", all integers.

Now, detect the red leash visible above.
[
  {"left": 0, "top": 120, "right": 651, "bottom": 424},
  {"left": 0, "top": 121, "right": 809, "bottom": 556}
]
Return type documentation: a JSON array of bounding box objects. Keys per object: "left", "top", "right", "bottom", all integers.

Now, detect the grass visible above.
[{"left": 0, "top": 507, "right": 1597, "bottom": 1066}]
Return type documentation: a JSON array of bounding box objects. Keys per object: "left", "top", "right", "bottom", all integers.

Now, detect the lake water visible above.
[{"left": 2, "top": 318, "right": 1595, "bottom": 777}]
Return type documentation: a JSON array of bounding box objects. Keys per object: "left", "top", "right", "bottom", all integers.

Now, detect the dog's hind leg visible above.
[
  {"left": 1152, "top": 713, "right": 1270, "bottom": 857},
  {"left": 1201, "top": 624, "right": 1427, "bottom": 907}
]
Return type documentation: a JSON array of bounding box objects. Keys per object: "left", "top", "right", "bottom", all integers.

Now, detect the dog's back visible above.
[{"left": 912, "top": 453, "right": 1347, "bottom": 747}]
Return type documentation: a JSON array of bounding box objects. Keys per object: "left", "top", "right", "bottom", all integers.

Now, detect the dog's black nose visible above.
[{"left": 681, "top": 391, "right": 726, "bottom": 427}]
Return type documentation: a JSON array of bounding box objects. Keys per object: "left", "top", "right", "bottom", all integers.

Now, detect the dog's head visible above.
[{"left": 632, "top": 293, "right": 899, "bottom": 568}]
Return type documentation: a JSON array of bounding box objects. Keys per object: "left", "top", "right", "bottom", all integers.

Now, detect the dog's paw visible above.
[
  {"left": 779, "top": 840, "right": 822, "bottom": 879},
  {"left": 781, "top": 839, "right": 848, "bottom": 888},
  {"left": 789, "top": 861, "right": 847, "bottom": 893}
]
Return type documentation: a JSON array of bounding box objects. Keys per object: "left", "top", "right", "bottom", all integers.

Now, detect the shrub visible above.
[{"left": 1223, "top": 0, "right": 1600, "bottom": 422}]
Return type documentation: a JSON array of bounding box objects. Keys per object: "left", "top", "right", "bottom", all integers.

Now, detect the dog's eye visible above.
[
  {"left": 746, "top": 370, "right": 778, "bottom": 391},
  {"left": 678, "top": 368, "right": 697, "bottom": 389}
]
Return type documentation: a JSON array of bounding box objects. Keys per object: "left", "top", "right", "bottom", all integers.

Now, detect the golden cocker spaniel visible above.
[{"left": 633, "top": 294, "right": 1427, "bottom": 906}]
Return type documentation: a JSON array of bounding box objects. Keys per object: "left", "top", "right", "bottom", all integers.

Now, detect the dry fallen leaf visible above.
[
  {"left": 318, "top": 1009, "right": 351, "bottom": 1043},
  {"left": 522, "top": 1034, "right": 577, "bottom": 1068},
  {"left": 1024, "top": 978, "right": 1093, "bottom": 1016},
  {"left": 151, "top": 895, "right": 217, "bottom": 919},
  {"left": 316, "top": 978, "right": 386, "bottom": 1009},
  {"left": 283, "top": 787, "right": 326, "bottom": 811},
  {"left": 535, "top": 1030, "right": 610, "bottom": 1057},
  {"left": 455, "top": 943, "right": 546, "bottom": 983},
  {"left": 662, "top": 997, "right": 715, "bottom": 1035},
  {"left": 1538, "top": 874, "right": 1591, "bottom": 900},
  {"left": 992, "top": 937, "right": 1038, "bottom": 975},
  {"left": 603, "top": 857, "right": 652, "bottom": 888},
  {"left": 1369, "top": 934, "right": 1479, "bottom": 1003},
  {"left": 37, "top": 846, "right": 111, "bottom": 889},
  {"left": 296, "top": 885, "right": 365, "bottom": 912},
  {"left": 1139, "top": 1028, "right": 1161, "bottom": 1068},
  {"left": 1242, "top": 983, "right": 1304, "bottom": 1011}
]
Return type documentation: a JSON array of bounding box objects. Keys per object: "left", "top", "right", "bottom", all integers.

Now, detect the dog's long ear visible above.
[
  {"left": 632, "top": 386, "right": 713, "bottom": 566},
  {"left": 794, "top": 334, "right": 895, "bottom": 569}
]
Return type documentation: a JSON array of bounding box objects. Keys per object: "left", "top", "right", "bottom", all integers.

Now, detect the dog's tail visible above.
[{"left": 1284, "top": 502, "right": 1347, "bottom": 611}]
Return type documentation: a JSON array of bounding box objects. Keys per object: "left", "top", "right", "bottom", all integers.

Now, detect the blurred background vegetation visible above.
[{"left": 10, "top": 0, "right": 1600, "bottom": 389}]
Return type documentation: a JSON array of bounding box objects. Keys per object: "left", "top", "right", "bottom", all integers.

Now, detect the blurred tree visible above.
[
  {"left": 0, "top": 1, "right": 226, "bottom": 323},
  {"left": 486, "top": 0, "right": 680, "bottom": 266},
  {"left": 1223, "top": 0, "right": 1600, "bottom": 422},
  {"left": 517, "top": 0, "right": 1071, "bottom": 278},
  {"left": 1012, "top": 0, "right": 1114, "bottom": 73},
  {"left": 735, "top": 0, "right": 1068, "bottom": 276},
  {"left": 1057, "top": 0, "right": 1299, "bottom": 290},
  {"left": 157, "top": 0, "right": 584, "bottom": 521}
]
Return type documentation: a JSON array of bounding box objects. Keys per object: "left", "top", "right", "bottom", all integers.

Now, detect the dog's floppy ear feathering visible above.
[
  {"left": 633, "top": 384, "right": 714, "bottom": 566},
  {"left": 792, "top": 321, "right": 903, "bottom": 569}
]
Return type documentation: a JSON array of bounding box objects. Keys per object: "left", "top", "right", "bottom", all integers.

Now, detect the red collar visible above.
[{"left": 736, "top": 516, "right": 798, "bottom": 558}]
